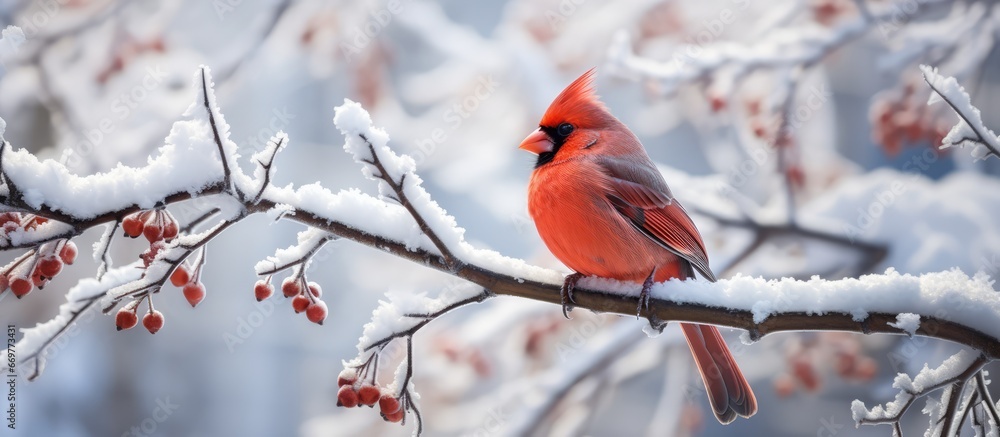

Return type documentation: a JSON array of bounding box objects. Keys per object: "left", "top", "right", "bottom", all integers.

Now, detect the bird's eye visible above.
[{"left": 556, "top": 123, "right": 574, "bottom": 137}]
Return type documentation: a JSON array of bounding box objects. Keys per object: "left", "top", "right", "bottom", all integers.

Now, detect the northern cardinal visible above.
[{"left": 519, "top": 69, "right": 757, "bottom": 424}]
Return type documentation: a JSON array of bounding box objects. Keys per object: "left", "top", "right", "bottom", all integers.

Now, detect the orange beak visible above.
[{"left": 518, "top": 128, "right": 553, "bottom": 155}]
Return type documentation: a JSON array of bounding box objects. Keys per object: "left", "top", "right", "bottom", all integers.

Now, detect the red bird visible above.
[{"left": 520, "top": 69, "right": 757, "bottom": 424}]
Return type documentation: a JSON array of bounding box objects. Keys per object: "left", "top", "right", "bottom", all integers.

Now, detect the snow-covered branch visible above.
[
  {"left": 852, "top": 350, "right": 995, "bottom": 436},
  {"left": 921, "top": 65, "right": 1000, "bottom": 161}
]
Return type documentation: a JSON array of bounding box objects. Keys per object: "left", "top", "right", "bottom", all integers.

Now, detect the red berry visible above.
[
  {"left": 162, "top": 220, "right": 179, "bottom": 241},
  {"left": 337, "top": 385, "right": 359, "bottom": 408},
  {"left": 143, "top": 310, "right": 164, "bottom": 334},
  {"left": 358, "top": 385, "right": 380, "bottom": 407},
  {"left": 0, "top": 213, "right": 19, "bottom": 226},
  {"left": 308, "top": 282, "right": 322, "bottom": 297},
  {"left": 122, "top": 215, "right": 143, "bottom": 237},
  {"left": 39, "top": 257, "right": 63, "bottom": 278},
  {"left": 116, "top": 308, "right": 138, "bottom": 331},
  {"left": 709, "top": 94, "right": 726, "bottom": 112},
  {"left": 143, "top": 223, "right": 163, "bottom": 243},
  {"left": 337, "top": 369, "right": 357, "bottom": 388},
  {"left": 306, "top": 300, "right": 328, "bottom": 325},
  {"left": 30, "top": 269, "right": 45, "bottom": 287},
  {"left": 59, "top": 241, "right": 78, "bottom": 265},
  {"left": 170, "top": 266, "right": 191, "bottom": 287},
  {"left": 751, "top": 119, "right": 768, "bottom": 139},
  {"left": 183, "top": 282, "right": 206, "bottom": 307},
  {"left": 853, "top": 357, "right": 877, "bottom": 381},
  {"left": 773, "top": 373, "right": 795, "bottom": 398},
  {"left": 291, "top": 294, "right": 310, "bottom": 313},
  {"left": 383, "top": 409, "right": 404, "bottom": 423},
  {"left": 10, "top": 277, "right": 31, "bottom": 298},
  {"left": 792, "top": 358, "right": 820, "bottom": 392},
  {"left": 0, "top": 275, "right": 8, "bottom": 293},
  {"left": 281, "top": 277, "right": 301, "bottom": 298},
  {"left": 254, "top": 280, "right": 274, "bottom": 302},
  {"left": 379, "top": 395, "right": 401, "bottom": 415}
]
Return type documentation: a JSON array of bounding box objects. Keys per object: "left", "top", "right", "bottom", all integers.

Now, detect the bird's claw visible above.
[
  {"left": 560, "top": 273, "right": 583, "bottom": 319},
  {"left": 637, "top": 268, "right": 656, "bottom": 319}
]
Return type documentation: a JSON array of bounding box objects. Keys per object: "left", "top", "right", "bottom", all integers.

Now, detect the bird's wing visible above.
[{"left": 599, "top": 156, "right": 717, "bottom": 282}]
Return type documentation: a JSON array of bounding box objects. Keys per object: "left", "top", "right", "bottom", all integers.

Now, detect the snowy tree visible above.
[{"left": 1, "top": 1, "right": 999, "bottom": 436}]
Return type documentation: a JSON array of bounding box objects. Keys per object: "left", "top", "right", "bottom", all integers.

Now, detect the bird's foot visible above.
[
  {"left": 637, "top": 268, "right": 656, "bottom": 319},
  {"left": 560, "top": 273, "right": 584, "bottom": 319}
]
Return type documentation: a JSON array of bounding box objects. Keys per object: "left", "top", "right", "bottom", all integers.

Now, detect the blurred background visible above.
[{"left": 0, "top": 0, "right": 999, "bottom": 435}]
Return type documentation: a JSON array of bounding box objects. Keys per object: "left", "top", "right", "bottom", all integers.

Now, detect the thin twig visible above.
[{"left": 359, "top": 133, "right": 460, "bottom": 270}]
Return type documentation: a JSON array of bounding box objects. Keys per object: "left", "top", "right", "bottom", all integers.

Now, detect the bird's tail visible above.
[{"left": 680, "top": 323, "right": 757, "bottom": 424}]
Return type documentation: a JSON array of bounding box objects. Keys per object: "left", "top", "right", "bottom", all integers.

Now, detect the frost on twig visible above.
[
  {"left": 333, "top": 100, "right": 465, "bottom": 270},
  {"left": 851, "top": 350, "right": 993, "bottom": 436},
  {"left": 342, "top": 283, "right": 488, "bottom": 435},
  {"left": 8, "top": 263, "right": 143, "bottom": 381},
  {"left": 921, "top": 65, "right": 1000, "bottom": 161}
]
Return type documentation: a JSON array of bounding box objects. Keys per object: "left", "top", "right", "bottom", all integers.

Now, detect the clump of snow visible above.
[
  {"left": 921, "top": 65, "right": 1000, "bottom": 160},
  {"left": 0, "top": 116, "right": 6, "bottom": 138},
  {"left": 254, "top": 227, "right": 333, "bottom": 275},
  {"left": 851, "top": 309, "right": 869, "bottom": 322},
  {"left": 648, "top": 269, "right": 1000, "bottom": 342},
  {"left": 889, "top": 313, "right": 920, "bottom": 337},
  {"left": 1, "top": 69, "right": 235, "bottom": 220},
  {"left": 354, "top": 283, "right": 484, "bottom": 353},
  {"left": 0, "top": 25, "right": 25, "bottom": 48}
]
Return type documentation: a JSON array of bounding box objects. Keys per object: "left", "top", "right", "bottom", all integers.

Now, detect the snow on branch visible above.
[
  {"left": 921, "top": 65, "right": 1000, "bottom": 161},
  {"left": 606, "top": 0, "right": 945, "bottom": 96},
  {"left": 851, "top": 350, "right": 995, "bottom": 436}
]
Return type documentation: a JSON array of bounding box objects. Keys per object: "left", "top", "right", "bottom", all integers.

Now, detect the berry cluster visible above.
[
  {"left": 254, "top": 275, "right": 327, "bottom": 325},
  {"left": 0, "top": 213, "right": 78, "bottom": 298},
  {"left": 123, "top": 209, "right": 179, "bottom": 244},
  {"left": 115, "top": 300, "right": 165, "bottom": 334},
  {"left": 123, "top": 209, "right": 183, "bottom": 272},
  {"left": 336, "top": 370, "right": 405, "bottom": 424},
  {"left": 870, "top": 81, "right": 951, "bottom": 157}
]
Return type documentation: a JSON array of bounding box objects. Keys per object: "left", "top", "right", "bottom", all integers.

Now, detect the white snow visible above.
[
  {"left": 353, "top": 282, "right": 484, "bottom": 354},
  {"left": 253, "top": 226, "right": 332, "bottom": 274},
  {"left": 1, "top": 26, "right": 25, "bottom": 47},
  {"left": 889, "top": 313, "right": 921, "bottom": 337},
  {"left": 921, "top": 65, "right": 1000, "bottom": 160},
  {"left": 1, "top": 71, "right": 229, "bottom": 219},
  {"left": 618, "top": 268, "right": 1000, "bottom": 341},
  {"left": 852, "top": 350, "right": 978, "bottom": 425},
  {"left": 8, "top": 262, "right": 144, "bottom": 380}
]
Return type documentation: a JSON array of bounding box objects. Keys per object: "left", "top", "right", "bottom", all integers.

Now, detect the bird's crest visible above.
[{"left": 540, "top": 68, "right": 609, "bottom": 128}]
